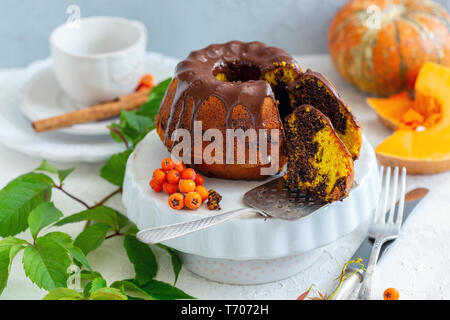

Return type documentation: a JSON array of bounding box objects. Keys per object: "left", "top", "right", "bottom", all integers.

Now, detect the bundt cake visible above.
[
  {"left": 284, "top": 105, "right": 354, "bottom": 203},
  {"left": 155, "top": 41, "right": 362, "bottom": 198},
  {"left": 155, "top": 41, "right": 303, "bottom": 180}
]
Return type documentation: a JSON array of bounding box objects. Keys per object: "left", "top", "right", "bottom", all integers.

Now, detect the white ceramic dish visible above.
[
  {"left": 20, "top": 53, "right": 179, "bottom": 136},
  {"left": 180, "top": 249, "right": 324, "bottom": 285},
  {"left": 50, "top": 16, "right": 147, "bottom": 106},
  {"left": 123, "top": 131, "right": 380, "bottom": 265}
]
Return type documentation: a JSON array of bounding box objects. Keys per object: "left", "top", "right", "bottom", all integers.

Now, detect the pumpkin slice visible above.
[
  {"left": 367, "top": 92, "right": 414, "bottom": 130},
  {"left": 375, "top": 62, "right": 450, "bottom": 174}
]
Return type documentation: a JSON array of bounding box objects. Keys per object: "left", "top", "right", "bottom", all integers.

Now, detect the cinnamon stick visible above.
[{"left": 32, "top": 88, "right": 152, "bottom": 133}]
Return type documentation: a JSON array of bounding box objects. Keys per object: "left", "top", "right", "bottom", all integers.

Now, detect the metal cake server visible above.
[
  {"left": 137, "top": 176, "right": 332, "bottom": 244},
  {"left": 334, "top": 187, "right": 429, "bottom": 300}
]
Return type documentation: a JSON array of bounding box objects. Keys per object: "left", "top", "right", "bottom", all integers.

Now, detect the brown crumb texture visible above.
[
  {"left": 284, "top": 105, "right": 354, "bottom": 203},
  {"left": 207, "top": 189, "right": 222, "bottom": 210},
  {"left": 288, "top": 71, "right": 362, "bottom": 159}
]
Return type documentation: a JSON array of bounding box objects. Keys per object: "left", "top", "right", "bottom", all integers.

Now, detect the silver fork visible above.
[{"left": 357, "top": 166, "right": 407, "bottom": 300}]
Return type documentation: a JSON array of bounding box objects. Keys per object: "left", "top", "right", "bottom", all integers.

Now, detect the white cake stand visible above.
[{"left": 122, "top": 130, "right": 380, "bottom": 284}]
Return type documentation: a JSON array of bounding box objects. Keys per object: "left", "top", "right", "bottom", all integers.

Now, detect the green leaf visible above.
[
  {"left": 157, "top": 244, "right": 182, "bottom": 284},
  {"left": 28, "top": 202, "right": 63, "bottom": 239},
  {"left": 108, "top": 78, "right": 172, "bottom": 148},
  {"left": 0, "top": 237, "right": 28, "bottom": 294},
  {"left": 39, "top": 232, "right": 91, "bottom": 271},
  {"left": 57, "top": 169, "right": 75, "bottom": 184},
  {"left": 22, "top": 236, "right": 71, "bottom": 291},
  {"left": 88, "top": 277, "right": 107, "bottom": 296},
  {"left": 40, "top": 231, "right": 72, "bottom": 244},
  {"left": 117, "top": 117, "right": 138, "bottom": 143},
  {"left": 35, "top": 160, "right": 75, "bottom": 184},
  {"left": 108, "top": 123, "right": 127, "bottom": 143},
  {"left": 90, "top": 287, "right": 128, "bottom": 300},
  {"left": 80, "top": 270, "right": 103, "bottom": 282},
  {"left": 111, "top": 280, "right": 154, "bottom": 300},
  {"left": 123, "top": 235, "right": 158, "bottom": 285},
  {"left": 74, "top": 223, "right": 112, "bottom": 256},
  {"left": 35, "top": 160, "right": 58, "bottom": 174},
  {"left": 0, "top": 174, "right": 53, "bottom": 237},
  {"left": 83, "top": 276, "right": 107, "bottom": 298},
  {"left": 137, "top": 78, "right": 172, "bottom": 119},
  {"left": 56, "top": 206, "right": 120, "bottom": 230},
  {"left": 136, "top": 279, "right": 195, "bottom": 300},
  {"left": 16, "top": 172, "right": 55, "bottom": 185},
  {"left": 131, "top": 132, "right": 150, "bottom": 148},
  {"left": 65, "top": 244, "right": 92, "bottom": 271},
  {"left": 100, "top": 149, "right": 133, "bottom": 186},
  {"left": 43, "top": 288, "right": 83, "bottom": 300},
  {"left": 121, "top": 110, "right": 153, "bottom": 133},
  {"left": 118, "top": 112, "right": 152, "bottom": 145},
  {"left": 123, "top": 224, "right": 139, "bottom": 236},
  {"left": 116, "top": 211, "right": 131, "bottom": 230},
  {"left": 83, "top": 282, "right": 92, "bottom": 298}
]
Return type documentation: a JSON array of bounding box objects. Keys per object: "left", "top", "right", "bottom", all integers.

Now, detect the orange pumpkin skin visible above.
[{"left": 328, "top": 0, "right": 450, "bottom": 96}]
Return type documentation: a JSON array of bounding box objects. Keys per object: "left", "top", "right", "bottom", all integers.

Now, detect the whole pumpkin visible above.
[{"left": 328, "top": 0, "right": 450, "bottom": 96}]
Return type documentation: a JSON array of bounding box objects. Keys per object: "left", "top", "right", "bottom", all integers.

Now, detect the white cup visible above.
[{"left": 50, "top": 16, "right": 147, "bottom": 106}]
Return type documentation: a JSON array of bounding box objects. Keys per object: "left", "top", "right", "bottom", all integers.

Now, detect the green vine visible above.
[{"left": 0, "top": 79, "right": 193, "bottom": 300}]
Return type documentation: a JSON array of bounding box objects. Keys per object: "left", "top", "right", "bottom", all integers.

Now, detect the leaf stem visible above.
[
  {"left": 82, "top": 221, "right": 91, "bottom": 231},
  {"left": 108, "top": 126, "right": 129, "bottom": 149},
  {"left": 105, "top": 231, "right": 124, "bottom": 240},
  {"left": 93, "top": 187, "right": 122, "bottom": 208},
  {"left": 81, "top": 187, "right": 123, "bottom": 231},
  {"left": 55, "top": 185, "right": 91, "bottom": 210}
]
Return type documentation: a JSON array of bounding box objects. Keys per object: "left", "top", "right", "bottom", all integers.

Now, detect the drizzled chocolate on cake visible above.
[{"left": 156, "top": 41, "right": 302, "bottom": 180}]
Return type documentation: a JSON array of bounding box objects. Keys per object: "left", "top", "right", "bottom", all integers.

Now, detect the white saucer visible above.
[
  {"left": 20, "top": 65, "right": 116, "bottom": 136},
  {"left": 20, "top": 52, "right": 179, "bottom": 136},
  {"left": 0, "top": 53, "right": 179, "bottom": 163},
  {"left": 0, "top": 79, "right": 123, "bottom": 162}
]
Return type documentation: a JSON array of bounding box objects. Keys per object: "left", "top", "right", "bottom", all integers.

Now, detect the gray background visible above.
[{"left": 1, "top": 0, "right": 449, "bottom": 68}]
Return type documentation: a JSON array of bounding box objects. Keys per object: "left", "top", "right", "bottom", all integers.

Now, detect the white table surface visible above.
[{"left": 0, "top": 54, "right": 449, "bottom": 300}]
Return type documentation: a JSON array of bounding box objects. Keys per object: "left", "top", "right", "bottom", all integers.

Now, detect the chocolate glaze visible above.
[{"left": 163, "top": 41, "right": 302, "bottom": 145}]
